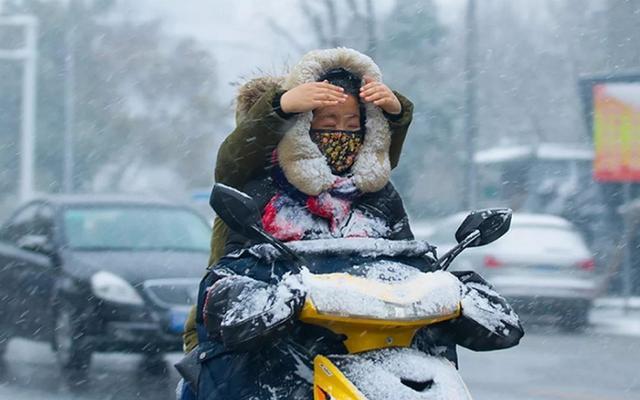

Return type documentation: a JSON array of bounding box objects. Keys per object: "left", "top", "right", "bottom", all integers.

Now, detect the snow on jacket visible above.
[{"left": 221, "top": 156, "right": 414, "bottom": 255}]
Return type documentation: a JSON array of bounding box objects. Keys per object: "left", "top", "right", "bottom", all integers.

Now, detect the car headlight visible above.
[{"left": 91, "top": 271, "right": 144, "bottom": 305}]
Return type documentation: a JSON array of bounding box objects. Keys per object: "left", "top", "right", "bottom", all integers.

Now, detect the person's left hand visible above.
[{"left": 360, "top": 75, "right": 402, "bottom": 115}]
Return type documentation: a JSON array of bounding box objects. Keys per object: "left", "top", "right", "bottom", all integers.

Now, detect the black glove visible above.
[{"left": 203, "top": 275, "right": 305, "bottom": 351}]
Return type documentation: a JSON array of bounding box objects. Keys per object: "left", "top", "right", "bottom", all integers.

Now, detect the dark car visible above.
[{"left": 0, "top": 194, "right": 211, "bottom": 377}]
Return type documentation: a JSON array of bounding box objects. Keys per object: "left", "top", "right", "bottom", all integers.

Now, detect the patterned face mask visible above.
[{"left": 309, "top": 129, "right": 365, "bottom": 174}]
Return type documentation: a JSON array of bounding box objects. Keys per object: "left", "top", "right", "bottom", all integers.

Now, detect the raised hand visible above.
[
  {"left": 359, "top": 75, "right": 402, "bottom": 115},
  {"left": 280, "top": 81, "right": 348, "bottom": 114}
]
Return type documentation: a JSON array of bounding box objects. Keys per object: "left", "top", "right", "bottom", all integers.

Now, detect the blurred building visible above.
[
  {"left": 475, "top": 143, "right": 595, "bottom": 214},
  {"left": 474, "top": 142, "right": 640, "bottom": 294}
]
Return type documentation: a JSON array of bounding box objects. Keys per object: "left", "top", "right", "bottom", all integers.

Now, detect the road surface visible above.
[{"left": 0, "top": 309, "right": 638, "bottom": 399}]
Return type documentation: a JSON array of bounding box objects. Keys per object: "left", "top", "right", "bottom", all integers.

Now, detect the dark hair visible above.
[
  {"left": 318, "top": 67, "right": 366, "bottom": 129},
  {"left": 318, "top": 67, "right": 362, "bottom": 97}
]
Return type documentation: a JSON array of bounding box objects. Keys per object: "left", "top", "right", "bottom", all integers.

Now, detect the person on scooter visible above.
[
  {"left": 182, "top": 48, "right": 415, "bottom": 356},
  {"left": 179, "top": 46, "right": 415, "bottom": 400},
  {"left": 181, "top": 48, "right": 524, "bottom": 400}
]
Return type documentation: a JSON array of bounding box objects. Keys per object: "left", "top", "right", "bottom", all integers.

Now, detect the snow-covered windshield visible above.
[
  {"left": 303, "top": 263, "right": 460, "bottom": 321},
  {"left": 63, "top": 206, "right": 211, "bottom": 252},
  {"left": 243, "top": 238, "right": 436, "bottom": 262}
]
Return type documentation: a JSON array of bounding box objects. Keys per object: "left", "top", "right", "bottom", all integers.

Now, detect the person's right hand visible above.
[{"left": 280, "top": 81, "right": 348, "bottom": 114}]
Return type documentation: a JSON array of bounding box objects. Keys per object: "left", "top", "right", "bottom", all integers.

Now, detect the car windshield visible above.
[{"left": 63, "top": 206, "right": 211, "bottom": 252}]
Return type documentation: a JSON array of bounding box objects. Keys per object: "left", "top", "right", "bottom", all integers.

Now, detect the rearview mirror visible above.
[
  {"left": 17, "top": 234, "right": 56, "bottom": 256},
  {"left": 455, "top": 208, "right": 512, "bottom": 247},
  {"left": 209, "top": 183, "right": 265, "bottom": 242}
]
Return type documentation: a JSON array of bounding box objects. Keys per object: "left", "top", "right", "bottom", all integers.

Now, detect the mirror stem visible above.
[
  {"left": 433, "top": 229, "right": 481, "bottom": 271},
  {"left": 251, "top": 225, "right": 307, "bottom": 273}
]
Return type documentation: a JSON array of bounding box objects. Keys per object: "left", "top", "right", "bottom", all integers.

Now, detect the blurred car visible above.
[
  {"left": 0, "top": 194, "right": 211, "bottom": 374},
  {"left": 417, "top": 213, "right": 601, "bottom": 330}
]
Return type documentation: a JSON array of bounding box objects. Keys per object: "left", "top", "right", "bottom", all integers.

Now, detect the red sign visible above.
[{"left": 593, "top": 83, "right": 640, "bottom": 182}]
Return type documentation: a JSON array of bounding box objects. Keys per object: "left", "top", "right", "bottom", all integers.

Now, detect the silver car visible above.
[{"left": 417, "top": 213, "right": 602, "bottom": 330}]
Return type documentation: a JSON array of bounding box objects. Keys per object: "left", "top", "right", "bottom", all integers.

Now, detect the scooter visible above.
[
  {"left": 201, "top": 184, "right": 513, "bottom": 400},
  {"left": 297, "top": 266, "right": 470, "bottom": 399}
]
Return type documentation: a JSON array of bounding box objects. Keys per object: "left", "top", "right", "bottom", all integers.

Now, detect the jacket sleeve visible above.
[
  {"left": 202, "top": 274, "right": 305, "bottom": 351},
  {"left": 214, "top": 87, "right": 296, "bottom": 186},
  {"left": 208, "top": 217, "right": 229, "bottom": 266},
  {"left": 182, "top": 305, "right": 199, "bottom": 353},
  {"left": 444, "top": 271, "right": 524, "bottom": 351},
  {"left": 387, "top": 91, "right": 414, "bottom": 169}
]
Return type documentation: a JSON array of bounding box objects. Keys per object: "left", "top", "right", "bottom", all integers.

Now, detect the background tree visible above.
[
  {"left": 268, "top": 0, "right": 378, "bottom": 55},
  {"left": 0, "top": 0, "right": 225, "bottom": 208},
  {"left": 377, "top": 0, "right": 464, "bottom": 216},
  {"left": 266, "top": 0, "right": 460, "bottom": 216}
]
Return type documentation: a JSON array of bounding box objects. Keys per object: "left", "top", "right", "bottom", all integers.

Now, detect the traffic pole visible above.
[
  {"left": 622, "top": 183, "right": 633, "bottom": 314},
  {"left": 464, "top": 0, "right": 478, "bottom": 210}
]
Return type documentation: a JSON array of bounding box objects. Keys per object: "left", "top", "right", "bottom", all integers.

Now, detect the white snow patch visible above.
[
  {"left": 474, "top": 143, "right": 593, "bottom": 164},
  {"left": 334, "top": 348, "right": 472, "bottom": 400},
  {"left": 245, "top": 238, "right": 435, "bottom": 262},
  {"left": 594, "top": 296, "right": 640, "bottom": 310},
  {"left": 360, "top": 260, "right": 423, "bottom": 282},
  {"left": 341, "top": 210, "right": 391, "bottom": 238},
  {"left": 216, "top": 183, "right": 255, "bottom": 201},
  {"left": 221, "top": 274, "right": 304, "bottom": 328},
  {"left": 272, "top": 196, "right": 328, "bottom": 239},
  {"left": 286, "top": 346, "right": 315, "bottom": 384},
  {"left": 590, "top": 307, "right": 640, "bottom": 338},
  {"left": 461, "top": 282, "right": 520, "bottom": 333},
  {"left": 302, "top": 266, "right": 462, "bottom": 321}
]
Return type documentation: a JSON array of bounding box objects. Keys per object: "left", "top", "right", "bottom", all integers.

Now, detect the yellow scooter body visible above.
[
  {"left": 312, "top": 355, "right": 366, "bottom": 400},
  {"left": 297, "top": 271, "right": 471, "bottom": 400}
]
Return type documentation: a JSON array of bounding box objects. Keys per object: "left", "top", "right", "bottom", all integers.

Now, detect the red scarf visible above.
[{"left": 262, "top": 151, "right": 388, "bottom": 241}]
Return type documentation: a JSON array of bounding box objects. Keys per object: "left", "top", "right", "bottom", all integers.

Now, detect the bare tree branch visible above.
[
  {"left": 266, "top": 18, "right": 307, "bottom": 53},
  {"left": 323, "top": 0, "right": 339, "bottom": 47},
  {"left": 301, "top": 0, "right": 329, "bottom": 47},
  {"left": 365, "top": 0, "right": 376, "bottom": 56},
  {"left": 345, "top": 0, "right": 363, "bottom": 18}
]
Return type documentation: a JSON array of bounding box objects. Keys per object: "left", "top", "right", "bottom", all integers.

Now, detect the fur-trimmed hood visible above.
[{"left": 235, "top": 48, "right": 392, "bottom": 196}]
